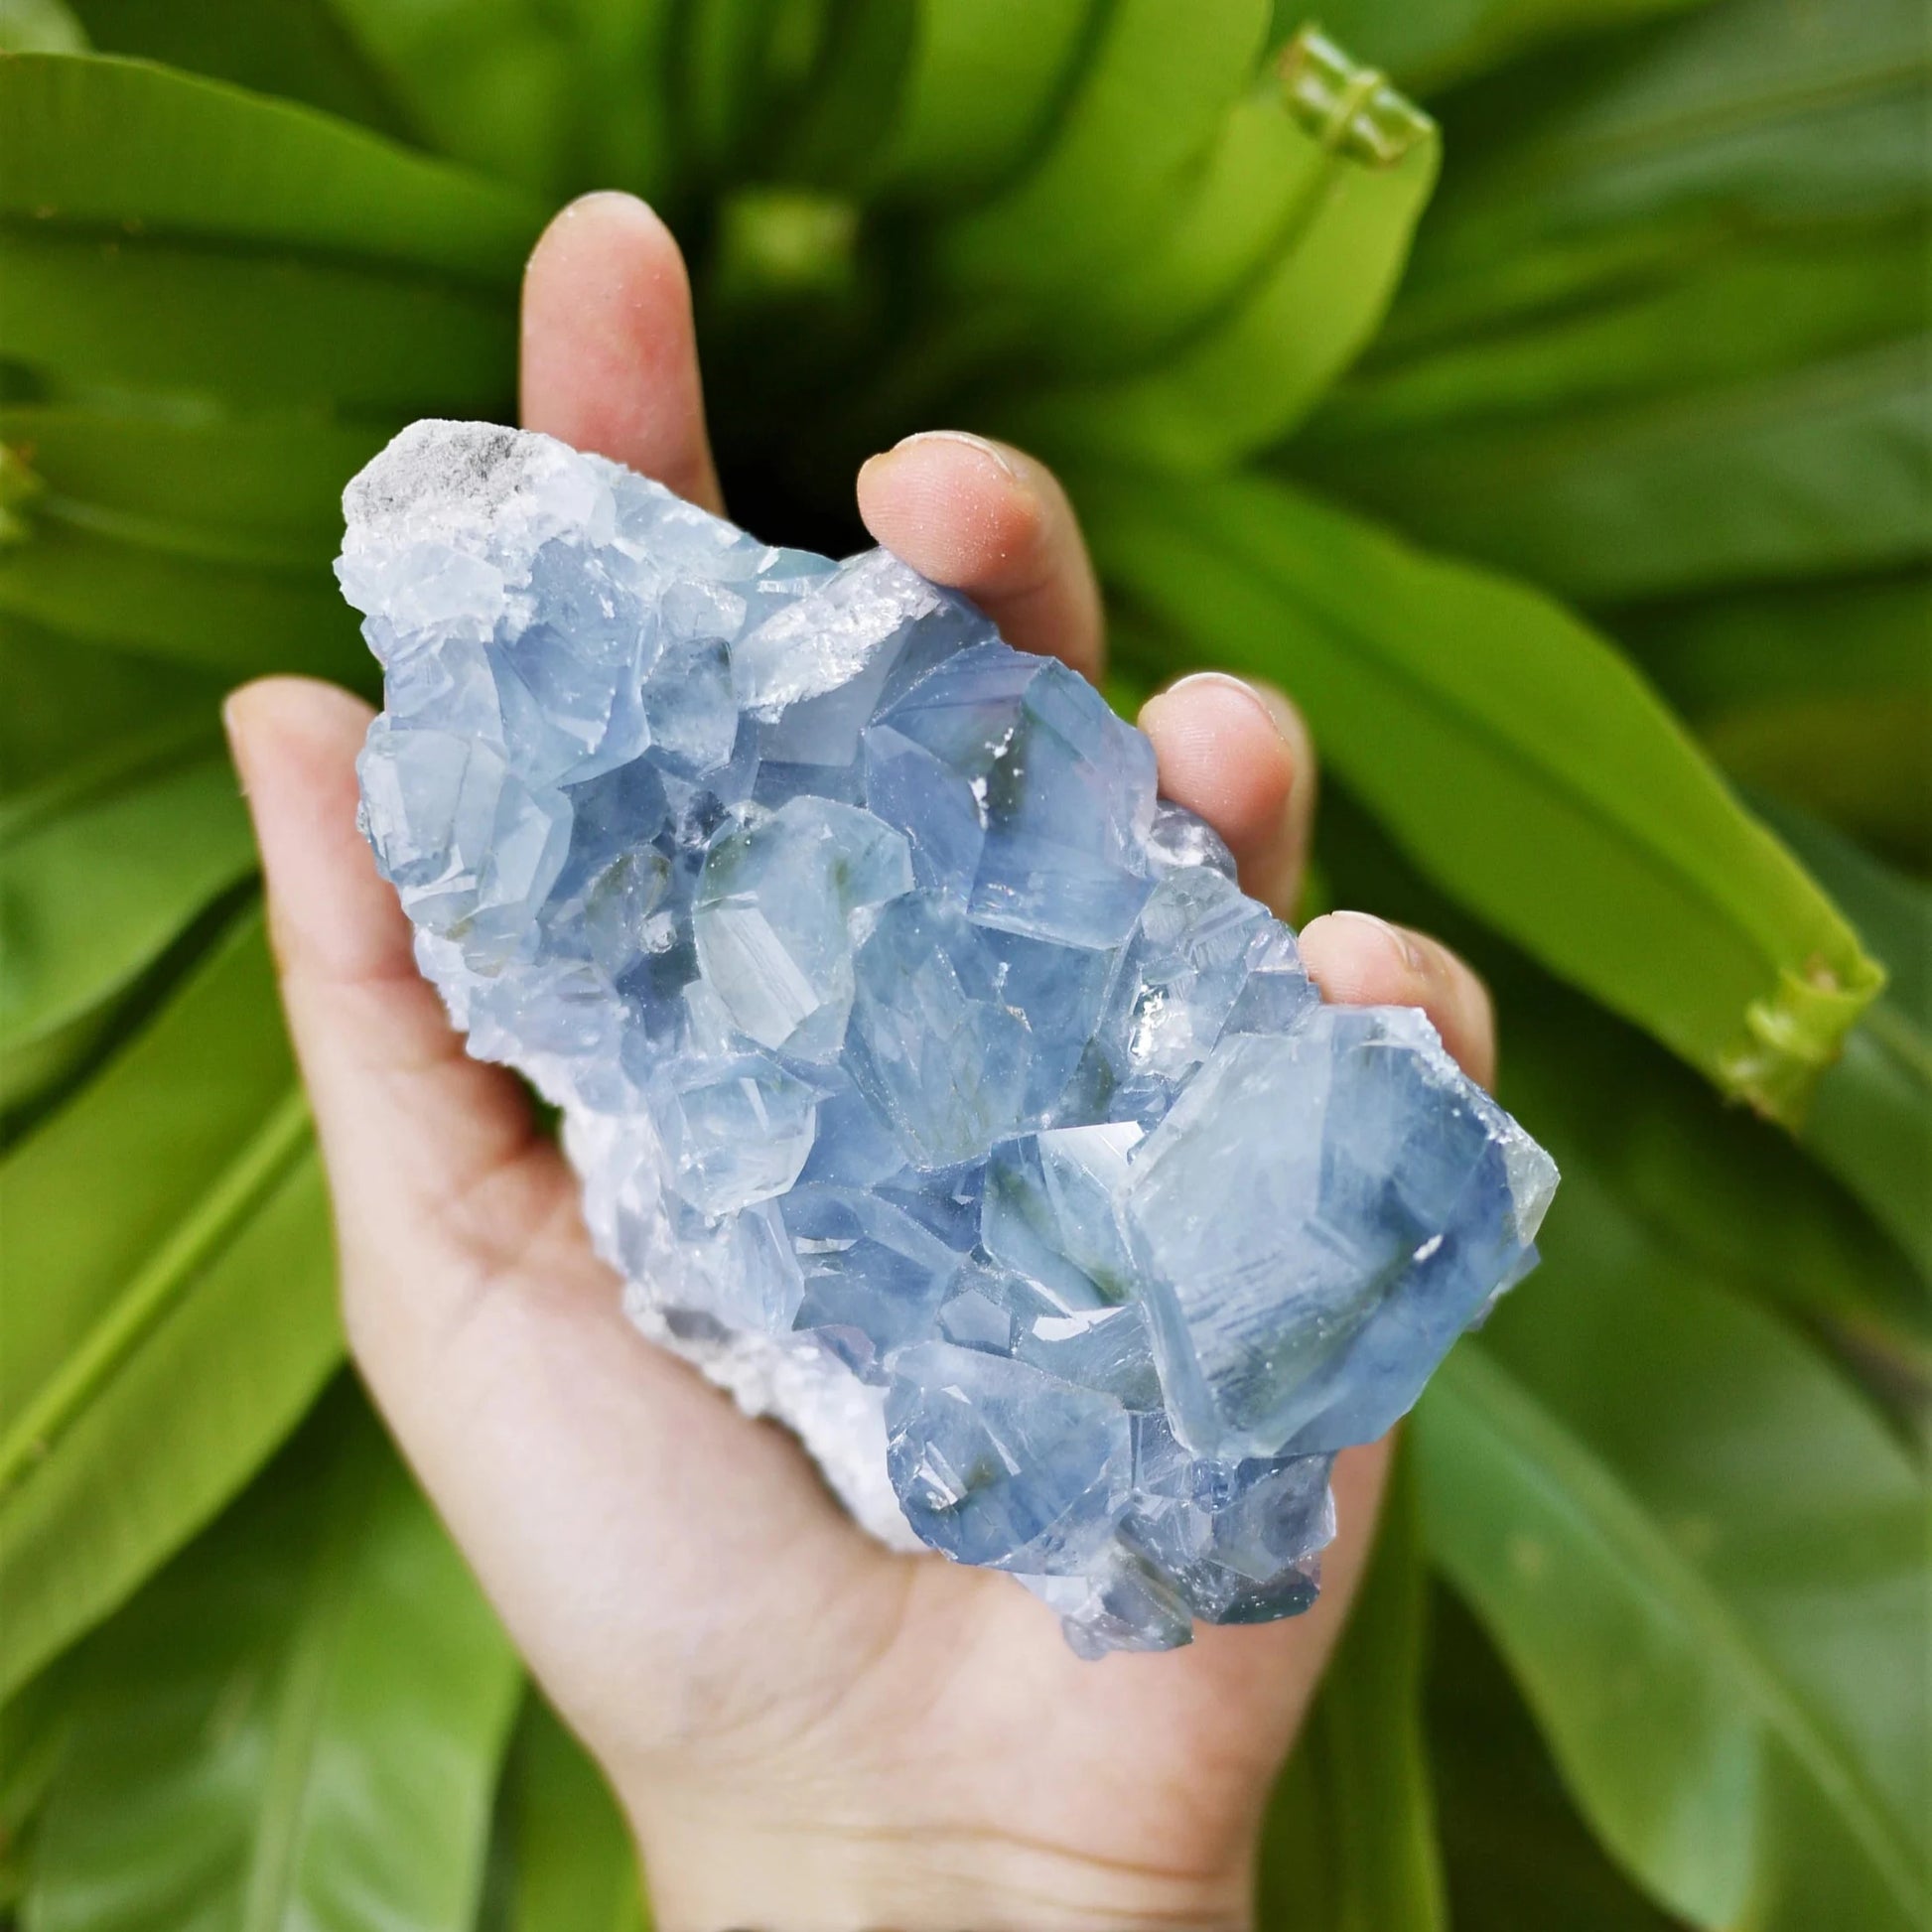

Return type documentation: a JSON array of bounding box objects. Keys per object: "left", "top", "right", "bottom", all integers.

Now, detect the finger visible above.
[
  {"left": 520, "top": 192, "right": 724, "bottom": 514},
  {"left": 856, "top": 431, "right": 1105, "bottom": 682},
  {"left": 1298, "top": 910, "right": 1497, "bottom": 1089},
  {"left": 1139, "top": 674, "right": 1316, "bottom": 917}
]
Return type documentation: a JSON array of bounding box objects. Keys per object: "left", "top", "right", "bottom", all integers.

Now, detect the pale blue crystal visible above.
[
  {"left": 692, "top": 795, "right": 912, "bottom": 1057},
  {"left": 887, "top": 1341, "right": 1133, "bottom": 1574},
  {"left": 845, "top": 893, "right": 1034, "bottom": 1167},
  {"left": 342, "top": 422, "right": 1558, "bottom": 1656}
]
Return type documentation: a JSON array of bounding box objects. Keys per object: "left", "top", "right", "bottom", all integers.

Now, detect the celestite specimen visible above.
[{"left": 342, "top": 421, "right": 1558, "bottom": 1656}]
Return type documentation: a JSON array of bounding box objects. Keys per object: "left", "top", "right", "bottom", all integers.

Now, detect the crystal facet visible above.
[{"left": 342, "top": 422, "right": 1559, "bottom": 1655}]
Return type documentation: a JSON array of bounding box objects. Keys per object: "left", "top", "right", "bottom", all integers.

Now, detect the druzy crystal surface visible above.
[{"left": 342, "top": 421, "right": 1558, "bottom": 1656}]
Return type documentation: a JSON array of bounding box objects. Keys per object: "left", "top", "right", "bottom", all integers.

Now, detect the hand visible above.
[{"left": 224, "top": 193, "right": 1498, "bottom": 1932}]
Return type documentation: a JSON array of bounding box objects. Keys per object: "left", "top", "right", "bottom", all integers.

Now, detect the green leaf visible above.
[
  {"left": 0, "top": 911, "right": 342, "bottom": 1693},
  {"left": 1293, "top": 0, "right": 1930, "bottom": 598},
  {"left": 1011, "top": 32, "right": 1438, "bottom": 464},
  {"left": 504, "top": 1698, "right": 649, "bottom": 1932},
  {"left": 0, "top": 1662, "right": 79, "bottom": 1907},
  {"left": 1395, "top": 0, "right": 1928, "bottom": 312},
  {"left": 1297, "top": 333, "right": 1929, "bottom": 603},
  {"left": 1614, "top": 572, "right": 1932, "bottom": 866},
  {"left": 5, "top": 221, "right": 513, "bottom": 419},
  {"left": 1753, "top": 801, "right": 1932, "bottom": 1284},
  {"left": 1427, "top": 1588, "right": 1692, "bottom": 1932},
  {"left": 0, "top": 517, "right": 365, "bottom": 679},
  {"left": 1285, "top": 0, "right": 1717, "bottom": 96},
  {"left": 0, "top": 749, "right": 256, "bottom": 1110},
  {"left": 1414, "top": 1235, "right": 1928, "bottom": 1927},
  {"left": 1618, "top": 570, "right": 1930, "bottom": 720},
  {"left": 933, "top": 0, "right": 1273, "bottom": 298},
  {"left": 1, "top": 405, "right": 387, "bottom": 565},
  {"left": 1, "top": 55, "right": 524, "bottom": 422},
  {"left": 63, "top": 0, "right": 418, "bottom": 138},
  {"left": 0, "top": 406, "right": 376, "bottom": 681},
  {"left": 0, "top": 617, "right": 220, "bottom": 807},
  {"left": 3, "top": 228, "right": 518, "bottom": 417},
  {"left": 1521, "top": 982, "right": 1929, "bottom": 1394},
  {"left": 1310, "top": 218, "right": 1923, "bottom": 451},
  {"left": 22, "top": 1388, "right": 521, "bottom": 1932},
  {"left": 1256, "top": 1449, "right": 1447, "bottom": 1930},
  {"left": 1079, "top": 464, "right": 1882, "bottom": 1122},
  {"left": 0, "top": 53, "right": 543, "bottom": 279},
  {"left": 871, "top": 0, "right": 1093, "bottom": 203}
]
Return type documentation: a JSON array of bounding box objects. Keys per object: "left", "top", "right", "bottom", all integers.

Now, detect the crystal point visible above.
[{"left": 344, "top": 421, "right": 1558, "bottom": 1655}]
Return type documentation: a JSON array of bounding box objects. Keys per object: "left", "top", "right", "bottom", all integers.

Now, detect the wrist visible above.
[{"left": 626, "top": 1790, "right": 1254, "bottom": 1932}]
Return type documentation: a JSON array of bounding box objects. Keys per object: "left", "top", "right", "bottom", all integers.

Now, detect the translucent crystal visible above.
[{"left": 343, "top": 421, "right": 1559, "bottom": 1656}]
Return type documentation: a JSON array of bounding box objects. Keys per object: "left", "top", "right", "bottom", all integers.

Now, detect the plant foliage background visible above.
[{"left": 0, "top": 0, "right": 1925, "bottom": 1925}]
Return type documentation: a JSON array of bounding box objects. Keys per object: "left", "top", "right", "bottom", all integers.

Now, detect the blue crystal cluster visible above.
[{"left": 342, "top": 422, "right": 1557, "bottom": 1656}]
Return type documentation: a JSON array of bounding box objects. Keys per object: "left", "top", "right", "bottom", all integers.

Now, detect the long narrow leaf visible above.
[
  {"left": 1414, "top": 1211, "right": 1928, "bottom": 1928},
  {"left": 61, "top": 0, "right": 419, "bottom": 138},
  {"left": 0, "top": 913, "right": 342, "bottom": 1692},
  {"left": 1300, "top": 336, "right": 1929, "bottom": 601},
  {"left": 1080, "top": 464, "right": 1881, "bottom": 1121},
  {"left": 1294, "top": 0, "right": 1929, "bottom": 597},
  {"left": 0, "top": 515, "right": 364, "bottom": 677},
  {"left": 1, "top": 406, "right": 387, "bottom": 564},
  {"left": 1301, "top": 0, "right": 1717, "bottom": 97},
  {"left": 1614, "top": 571, "right": 1931, "bottom": 864},
  {"left": 1311, "top": 219, "right": 1922, "bottom": 448},
  {"left": 0, "top": 53, "right": 543, "bottom": 278},
  {"left": 0, "top": 618, "right": 221, "bottom": 814},
  {"left": 1390, "top": 0, "right": 1928, "bottom": 323},
  {"left": 23, "top": 1390, "right": 519, "bottom": 1932},
  {"left": 0, "top": 1662, "right": 76, "bottom": 1907},
  {"left": 1515, "top": 981, "right": 1929, "bottom": 1388},
  {"left": 0, "top": 753, "right": 255, "bottom": 1108},
  {"left": 1426, "top": 1589, "right": 1692, "bottom": 1931},
  {"left": 2, "top": 229, "right": 516, "bottom": 416}
]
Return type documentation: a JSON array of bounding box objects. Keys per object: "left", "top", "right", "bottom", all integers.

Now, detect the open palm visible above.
[{"left": 225, "top": 194, "right": 1497, "bottom": 1932}]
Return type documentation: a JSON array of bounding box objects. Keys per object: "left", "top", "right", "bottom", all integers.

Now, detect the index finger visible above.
[{"left": 520, "top": 192, "right": 724, "bottom": 514}]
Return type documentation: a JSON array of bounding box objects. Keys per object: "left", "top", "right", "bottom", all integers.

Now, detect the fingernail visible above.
[
  {"left": 888, "top": 428, "right": 1017, "bottom": 478},
  {"left": 1164, "top": 671, "right": 1292, "bottom": 745},
  {"left": 1328, "top": 908, "right": 1423, "bottom": 971}
]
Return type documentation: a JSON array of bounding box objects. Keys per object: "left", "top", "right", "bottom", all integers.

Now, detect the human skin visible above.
[{"left": 224, "top": 192, "right": 1498, "bottom": 1932}]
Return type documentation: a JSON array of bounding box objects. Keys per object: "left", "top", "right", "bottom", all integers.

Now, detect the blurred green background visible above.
[{"left": 0, "top": 1, "right": 1925, "bottom": 1926}]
